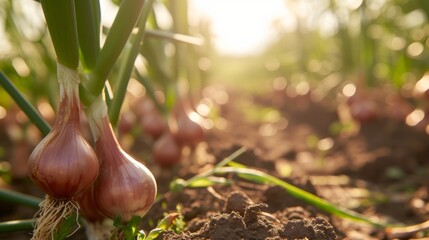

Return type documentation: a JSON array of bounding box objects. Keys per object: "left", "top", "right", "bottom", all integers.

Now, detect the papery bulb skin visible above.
[
  {"left": 74, "top": 186, "right": 104, "bottom": 222},
  {"left": 28, "top": 122, "right": 99, "bottom": 199},
  {"left": 28, "top": 64, "right": 99, "bottom": 199},
  {"left": 138, "top": 97, "right": 156, "bottom": 116},
  {"left": 153, "top": 130, "right": 183, "bottom": 168},
  {"left": 172, "top": 98, "right": 205, "bottom": 147},
  {"left": 141, "top": 111, "right": 166, "bottom": 139},
  {"left": 173, "top": 111, "right": 204, "bottom": 146},
  {"left": 93, "top": 117, "right": 157, "bottom": 222},
  {"left": 348, "top": 97, "right": 379, "bottom": 123}
]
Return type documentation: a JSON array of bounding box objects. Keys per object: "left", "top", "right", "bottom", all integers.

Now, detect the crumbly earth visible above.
[
  {"left": 3, "top": 87, "right": 429, "bottom": 239},
  {"left": 157, "top": 190, "right": 338, "bottom": 240}
]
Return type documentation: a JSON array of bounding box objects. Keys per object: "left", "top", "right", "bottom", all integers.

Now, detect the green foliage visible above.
[
  {"left": 0, "top": 0, "right": 204, "bottom": 238},
  {"left": 0, "top": 72, "right": 51, "bottom": 135},
  {"left": 112, "top": 216, "right": 142, "bottom": 240},
  {"left": 40, "top": 0, "right": 79, "bottom": 69},
  {"left": 0, "top": 183, "right": 42, "bottom": 209},
  {"left": 75, "top": 0, "right": 101, "bottom": 71},
  {"left": 53, "top": 213, "right": 79, "bottom": 240},
  {"left": 0, "top": 219, "right": 35, "bottom": 233},
  {"left": 111, "top": 213, "right": 184, "bottom": 240},
  {"left": 108, "top": 0, "right": 155, "bottom": 126},
  {"left": 169, "top": 147, "right": 388, "bottom": 228},
  {"left": 258, "top": 0, "right": 429, "bottom": 93},
  {"left": 85, "top": 0, "right": 145, "bottom": 99},
  {"left": 145, "top": 213, "right": 184, "bottom": 240}
]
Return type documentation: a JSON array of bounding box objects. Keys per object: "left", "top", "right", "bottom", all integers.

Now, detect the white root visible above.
[{"left": 31, "top": 196, "right": 80, "bottom": 240}]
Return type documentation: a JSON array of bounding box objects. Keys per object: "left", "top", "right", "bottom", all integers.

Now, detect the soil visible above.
[{"left": 2, "top": 86, "right": 429, "bottom": 239}]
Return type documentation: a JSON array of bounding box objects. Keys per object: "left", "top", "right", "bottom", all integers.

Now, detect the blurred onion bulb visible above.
[
  {"left": 28, "top": 64, "right": 99, "bottom": 240},
  {"left": 172, "top": 98, "right": 205, "bottom": 147},
  {"left": 87, "top": 96, "right": 157, "bottom": 222}
]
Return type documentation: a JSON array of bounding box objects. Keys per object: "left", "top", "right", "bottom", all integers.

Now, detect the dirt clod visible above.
[{"left": 224, "top": 191, "right": 253, "bottom": 215}]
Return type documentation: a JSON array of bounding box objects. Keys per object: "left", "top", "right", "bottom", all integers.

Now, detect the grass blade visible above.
[
  {"left": 75, "top": 0, "right": 101, "bottom": 71},
  {"left": 133, "top": 69, "right": 166, "bottom": 114},
  {"left": 144, "top": 30, "right": 203, "bottom": 46},
  {"left": 108, "top": 0, "right": 155, "bottom": 126},
  {"left": 85, "top": 0, "right": 145, "bottom": 99},
  {"left": 0, "top": 188, "right": 42, "bottom": 209},
  {"left": 0, "top": 72, "right": 51, "bottom": 136},
  {"left": 40, "top": 0, "right": 79, "bottom": 69},
  {"left": 213, "top": 167, "right": 387, "bottom": 227},
  {"left": 0, "top": 219, "right": 35, "bottom": 233}
]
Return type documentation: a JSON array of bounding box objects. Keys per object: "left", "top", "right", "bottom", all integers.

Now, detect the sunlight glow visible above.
[
  {"left": 0, "top": 106, "right": 6, "bottom": 120},
  {"left": 413, "top": 74, "right": 429, "bottom": 96},
  {"left": 405, "top": 109, "right": 425, "bottom": 126},
  {"left": 342, "top": 84, "right": 357, "bottom": 97},
  {"left": 189, "top": 0, "right": 292, "bottom": 55}
]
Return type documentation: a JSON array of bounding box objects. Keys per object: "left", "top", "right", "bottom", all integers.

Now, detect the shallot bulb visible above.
[
  {"left": 74, "top": 186, "right": 104, "bottom": 222},
  {"left": 153, "top": 128, "right": 183, "bottom": 168},
  {"left": 172, "top": 98, "right": 204, "bottom": 146},
  {"left": 347, "top": 95, "right": 379, "bottom": 123},
  {"left": 74, "top": 186, "right": 113, "bottom": 240},
  {"left": 28, "top": 63, "right": 99, "bottom": 239},
  {"left": 88, "top": 96, "right": 157, "bottom": 222},
  {"left": 137, "top": 97, "right": 166, "bottom": 139},
  {"left": 141, "top": 109, "right": 166, "bottom": 139}
]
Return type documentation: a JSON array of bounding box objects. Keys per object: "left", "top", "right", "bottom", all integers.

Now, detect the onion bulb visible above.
[
  {"left": 28, "top": 63, "right": 99, "bottom": 239},
  {"left": 172, "top": 98, "right": 204, "bottom": 146},
  {"left": 137, "top": 97, "right": 166, "bottom": 139},
  {"left": 141, "top": 109, "right": 166, "bottom": 139},
  {"left": 87, "top": 96, "right": 157, "bottom": 222},
  {"left": 74, "top": 186, "right": 114, "bottom": 240},
  {"left": 153, "top": 128, "right": 183, "bottom": 168},
  {"left": 74, "top": 186, "right": 104, "bottom": 222},
  {"left": 347, "top": 95, "right": 379, "bottom": 123}
]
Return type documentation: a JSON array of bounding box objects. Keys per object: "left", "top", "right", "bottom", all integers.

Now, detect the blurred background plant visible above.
[
  {"left": 2, "top": 0, "right": 429, "bottom": 237},
  {"left": 1, "top": 0, "right": 429, "bottom": 192}
]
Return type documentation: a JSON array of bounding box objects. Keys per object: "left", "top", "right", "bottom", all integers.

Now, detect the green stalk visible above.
[
  {"left": 172, "top": 147, "right": 386, "bottom": 227},
  {"left": 85, "top": 0, "right": 145, "bottom": 100},
  {"left": 144, "top": 29, "right": 203, "bottom": 46},
  {"left": 0, "top": 188, "right": 42, "bottom": 209},
  {"left": 213, "top": 167, "right": 387, "bottom": 227},
  {"left": 0, "top": 72, "right": 51, "bottom": 136},
  {"left": 75, "top": 0, "right": 101, "bottom": 71},
  {"left": 169, "top": 0, "right": 185, "bottom": 81},
  {"left": 172, "top": 147, "right": 247, "bottom": 191},
  {"left": 140, "top": 39, "right": 172, "bottom": 90},
  {"left": 108, "top": 0, "right": 154, "bottom": 126},
  {"left": 0, "top": 219, "right": 35, "bottom": 233},
  {"left": 40, "top": 0, "right": 79, "bottom": 69},
  {"left": 133, "top": 69, "right": 165, "bottom": 115}
]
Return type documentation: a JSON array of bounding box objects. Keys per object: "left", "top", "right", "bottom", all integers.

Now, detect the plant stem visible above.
[
  {"left": 144, "top": 29, "right": 203, "bottom": 46},
  {"left": 0, "top": 72, "right": 51, "bottom": 136},
  {"left": 85, "top": 0, "right": 145, "bottom": 100},
  {"left": 0, "top": 188, "right": 42, "bottom": 209},
  {"left": 40, "top": 0, "right": 79, "bottom": 69},
  {"left": 75, "top": 0, "right": 101, "bottom": 71},
  {"left": 108, "top": 0, "right": 154, "bottom": 126},
  {"left": 180, "top": 147, "right": 247, "bottom": 189},
  {"left": 176, "top": 146, "right": 386, "bottom": 227},
  {"left": 133, "top": 69, "right": 166, "bottom": 114},
  {"left": 213, "top": 167, "right": 387, "bottom": 228},
  {"left": 0, "top": 219, "right": 35, "bottom": 233}
]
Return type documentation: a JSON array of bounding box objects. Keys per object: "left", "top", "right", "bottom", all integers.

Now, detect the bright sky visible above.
[{"left": 188, "top": 0, "right": 292, "bottom": 56}]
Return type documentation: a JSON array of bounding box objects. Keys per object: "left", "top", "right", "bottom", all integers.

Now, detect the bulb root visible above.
[{"left": 31, "top": 196, "right": 80, "bottom": 240}]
